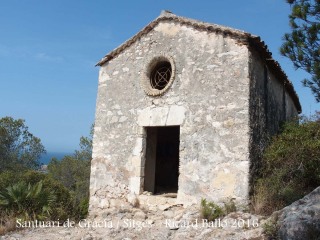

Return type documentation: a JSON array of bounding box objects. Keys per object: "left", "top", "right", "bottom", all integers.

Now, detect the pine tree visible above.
[{"left": 280, "top": 0, "right": 320, "bottom": 101}]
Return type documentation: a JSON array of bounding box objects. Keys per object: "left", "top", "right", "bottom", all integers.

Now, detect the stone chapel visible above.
[{"left": 89, "top": 11, "right": 301, "bottom": 212}]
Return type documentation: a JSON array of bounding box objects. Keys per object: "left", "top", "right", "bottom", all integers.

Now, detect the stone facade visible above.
[{"left": 89, "top": 11, "right": 301, "bottom": 214}]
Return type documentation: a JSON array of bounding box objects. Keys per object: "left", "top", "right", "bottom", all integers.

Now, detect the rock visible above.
[
  {"left": 163, "top": 210, "right": 174, "bottom": 218},
  {"left": 133, "top": 211, "right": 146, "bottom": 220},
  {"left": 158, "top": 204, "right": 170, "bottom": 211},
  {"left": 9, "top": 233, "right": 23, "bottom": 239},
  {"left": 168, "top": 221, "right": 180, "bottom": 230},
  {"left": 173, "top": 212, "right": 184, "bottom": 221},
  {"left": 3, "top": 204, "right": 267, "bottom": 239},
  {"left": 127, "top": 193, "right": 139, "bottom": 207},
  {"left": 277, "top": 186, "right": 320, "bottom": 239},
  {"left": 101, "top": 211, "right": 110, "bottom": 219},
  {"left": 147, "top": 219, "right": 154, "bottom": 225},
  {"left": 83, "top": 234, "right": 93, "bottom": 240}
]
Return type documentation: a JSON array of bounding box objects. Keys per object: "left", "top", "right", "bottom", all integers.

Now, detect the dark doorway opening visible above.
[{"left": 144, "top": 126, "right": 180, "bottom": 194}]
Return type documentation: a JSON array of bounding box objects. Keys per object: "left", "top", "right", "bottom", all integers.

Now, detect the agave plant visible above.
[{"left": 0, "top": 180, "right": 56, "bottom": 220}]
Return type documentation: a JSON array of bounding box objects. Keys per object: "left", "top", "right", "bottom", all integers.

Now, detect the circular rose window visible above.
[{"left": 141, "top": 55, "right": 175, "bottom": 96}]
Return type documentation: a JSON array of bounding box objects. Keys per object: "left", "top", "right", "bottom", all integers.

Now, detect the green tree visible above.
[
  {"left": 0, "top": 117, "right": 46, "bottom": 172},
  {"left": 47, "top": 125, "right": 93, "bottom": 219},
  {"left": 74, "top": 124, "right": 93, "bottom": 161},
  {"left": 280, "top": 0, "right": 320, "bottom": 101}
]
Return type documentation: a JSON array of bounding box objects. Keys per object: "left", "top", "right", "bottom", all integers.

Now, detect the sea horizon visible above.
[{"left": 39, "top": 152, "right": 72, "bottom": 165}]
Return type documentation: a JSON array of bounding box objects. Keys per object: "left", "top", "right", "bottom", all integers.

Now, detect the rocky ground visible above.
[
  {"left": 1, "top": 205, "right": 268, "bottom": 240},
  {"left": 3, "top": 186, "right": 319, "bottom": 239}
]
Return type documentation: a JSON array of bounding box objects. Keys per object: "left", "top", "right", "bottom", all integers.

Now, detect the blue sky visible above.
[{"left": 0, "top": 0, "right": 319, "bottom": 152}]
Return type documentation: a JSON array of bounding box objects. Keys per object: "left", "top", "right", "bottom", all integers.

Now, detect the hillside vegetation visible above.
[
  {"left": 253, "top": 112, "right": 320, "bottom": 215},
  {"left": 0, "top": 117, "right": 92, "bottom": 235}
]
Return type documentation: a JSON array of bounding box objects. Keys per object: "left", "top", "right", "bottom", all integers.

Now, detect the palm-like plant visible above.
[
  {"left": 0, "top": 181, "right": 56, "bottom": 220},
  {"left": 0, "top": 182, "right": 28, "bottom": 212}
]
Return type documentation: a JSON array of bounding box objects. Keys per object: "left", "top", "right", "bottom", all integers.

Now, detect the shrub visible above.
[
  {"left": 42, "top": 176, "right": 74, "bottom": 220},
  {"left": 0, "top": 170, "right": 74, "bottom": 221},
  {"left": 224, "top": 198, "right": 237, "bottom": 214},
  {"left": 47, "top": 156, "right": 90, "bottom": 219},
  {"left": 263, "top": 218, "right": 279, "bottom": 239},
  {"left": 0, "top": 171, "right": 21, "bottom": 190},
  {"left": 252, "top": 114, "right": 320, "bottom": 215},
  {"left": 200, "top": 198, "right": 225, "bottom": 221},
  {"left": 78, "top": 198, "right": 89, "bottom": 219},
  {"left": 0, "top": 181, "right": 56, "bottom": 220}
]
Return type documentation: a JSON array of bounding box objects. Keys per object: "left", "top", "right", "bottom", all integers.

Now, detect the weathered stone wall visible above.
[
  {"left": 89, "top": 20, "right": 251, "bottom": 213},
  {"left": 248, "top": 50, "right": 268, "bottom": 188},
  {"left": 285, "top": 91, "right": 299, "bottom": 119},
  {"left": 248, "top": 49, "right": 299, "bottom": 188},
  {"left": 267, "top": 71, "right": 286, "bottom": 134}
]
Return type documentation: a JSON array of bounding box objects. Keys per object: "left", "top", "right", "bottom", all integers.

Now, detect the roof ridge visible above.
[
  {"left": 96, "top": 11, "right": 251, "bottom": 67},
  {"left": 158, "top": 10, "right": 250, "bottom": 36}
]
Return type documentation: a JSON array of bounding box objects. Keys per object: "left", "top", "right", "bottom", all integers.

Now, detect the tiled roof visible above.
[{"left": 96, "top": 11, "right": 301, "bottom": 113}]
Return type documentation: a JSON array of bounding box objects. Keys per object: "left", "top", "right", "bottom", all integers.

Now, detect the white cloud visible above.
[{"left": 34, "top": 52, "right": 64, "bottom": 62}]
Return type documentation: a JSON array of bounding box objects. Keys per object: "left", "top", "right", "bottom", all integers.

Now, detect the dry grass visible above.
[
  {"left": 0, "top": 214, "right": 17, "bottom": 236},
  {"left": 251, "top": 182, "right": 283, "bottom": 215}
]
